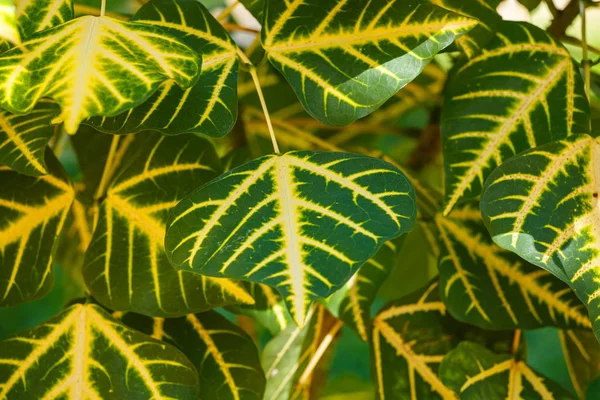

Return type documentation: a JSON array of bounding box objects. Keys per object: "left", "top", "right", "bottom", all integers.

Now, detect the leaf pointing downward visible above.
[
  {"left": 0, "top": 15, "right": 201, "bottom": 134},
  {"left": 165, "top": 151, "right": 416, "bottom": 326}
]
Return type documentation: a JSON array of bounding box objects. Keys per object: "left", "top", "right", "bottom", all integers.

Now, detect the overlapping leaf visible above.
[
  {"left": 0, "top": 0, "right": 19, "bottom": 45},
  {"left": 261, "top": 0, "right": 476, "bottom": 125},
  {"left": 439, "top": 341, "right": 575, "bottom": 399},
  {"left": 84, "top": 132, "right": 254, "bottom": 317},
  {"left": 231, "top": 282, "right": 292, "bottom": 335},
  {"left": 442, "top": 21, "right": 590, "bottom": 215},
  {"left": 326, "top": 240, "right": 398, "bottom": 342},
  {"left": 240, "top": 0, "right": 264, "bottom": 21},
  {"left": 0, "top": 152, "right": 74, "bottom": 306},
  {"left": 437, "top": 204, "right": 590, "bottom": 331},
  {"left": 262, "top": 305, "right": 341, "bottom": 400},
  {"left": 165, "top": 151, "right": 416, "bottom": 326},
  {"left": 13, "top": 0, "right": 73, "bottom": 39},
  {"left": 481, "top": 134, "right": 600, "bottom": 342},
  {"left": 88, "top": 0, "right": 238, "bottom": 137},
  {"left": 372, "top": 281, "right": 458, "bottom": 400},
  {"left": 120, "top": 310, "right": 266, "bottom": 400},
  {"left": 0, "top": 100, "right": 59, "bottom": 176},
  {"left": 0, "top": 303, "right": 199, "bottom": 399},
  {"left": 0, "top": 14, "right": 201, "bottom": 134},
  {"left": 559, "top": 329, "right": 600, "bottom": 398}
]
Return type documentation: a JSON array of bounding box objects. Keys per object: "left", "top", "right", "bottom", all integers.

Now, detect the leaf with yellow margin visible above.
[
  {"left": 0, "top": 303, "right": 199, "bottom": 399},
  {"left": 0, "top": 14, "right": 201, "bottom": 134}
]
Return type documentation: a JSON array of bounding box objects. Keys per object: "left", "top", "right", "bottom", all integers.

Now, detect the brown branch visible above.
[{"left": 548, "top": 0, "right": 580, "bottom": 38}]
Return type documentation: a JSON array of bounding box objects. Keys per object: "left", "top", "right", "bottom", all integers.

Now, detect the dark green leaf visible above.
[{"left": 559, "top": 329, "right": 600, "bottom": 399}]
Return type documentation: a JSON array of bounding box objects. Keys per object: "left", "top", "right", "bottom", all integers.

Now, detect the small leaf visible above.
[
  {"left": 0, "top": 100, "right": 59, "bottom": 176},
  {"left": 0, "top": 15, "right": 201, "bottom": 134},
  {"left": 165, "top": 151, "right": 416, "bottom": 326},
  {"left": 371, "top": 281, "right": 457, "bottom": 400},
  {"left": 88, "top": 0, "right": 238, "bottom": 137},
  {"left": 0, "top": 0, "right": 20, "bottom": 45},
  {"left": 0, "top": 303, "right": 199, "bottom": 399},
  {"left": 262, "top": 0, "right": 476, "bottom": 125},
  {"left": 230, "top": 282, "right": 292, "bottom": 335},
  {"left": 481, "top": 134, "right": 600, "bottom": 343},
  {"left": 559, "top": 329, "right": 600, "bottom": 399},
  {"left": 442, "top": 21, "right": 590, "bottom": 215},
  {"left": 120, "top": 310, "right": 266, "bottom": 400},
  {"left": 84, "top": 132, "right": 254, "bottom": 317},
  {"left": 262, "top": 305, "right": 341, "bottom": 400},
  {"left": 439, "top": 341, "right": 576, "bottom": 399},
  {"left": 0, "top": 151, "right": 74, "bottom": 306},
  {"left": 326, "top": 240, "right": 399, "bottom": 342},
  {"left": 437, "top": 204, "right": 590, "bottom": 330}
]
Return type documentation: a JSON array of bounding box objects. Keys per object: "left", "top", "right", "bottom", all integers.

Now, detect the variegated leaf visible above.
[
  {"left": 88, "top": 0, "right": 238, "bottom": 137},
  {"left": 0, "top": 100, "right": 59, "bottom": 176},
  {"left": 0, "top": 15, "right": 201, "bottom": 134},
  {"left": 442, "top": 21, "right": 590, "bottom": 215},
  {"left": 0, "top": 0, "right": 19, "bottom": 45},
  {"left": 83, "top": 132, "right": 254, "bottom": 317},
  {"left": 372, "top": 281, "right": 457, "bottom": 400},
  {"left": 559, "top": 329, "right": 600, "bottom": 399},
  {"left": 165, "top": 151, "right": 416, "bottom": 326},
  {"left": 481, "top": 134, "right": 600, "bottom": 343},
  {"left": 0, "top": 152, "right": 74, "bottom": 306},
  {"left": 326, "top": 240, "right": 399, "bottom": 342},
  {"left": 439, "top": 341, "right": 576, "bottom": 399},
  {"left": 119, "top": 310, "right": 266, "bottom": 400},
  {"left": 262, "top": 305, "right": 341, "bottom": 400},
  {"left": 230, "top": 282, "right": 292, "bottom": 335},
  {"left": 0, "top": 303, "right": 199, "bottom": 399},
  {"left": 14, "top": 0, "right": 73, "bottom": 39},
  {"left": 437, "top": 204, "right": 590, "bottom": 331},
  {"left": 261, "top": 0, "right": 476, "bottom": 125}
]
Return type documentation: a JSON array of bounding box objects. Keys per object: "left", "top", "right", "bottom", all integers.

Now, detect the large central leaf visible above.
[
  {"left": 165, "top": 151, "right": 416, "bottom": 325},
  {"left": 0, "top": 15, "right": 201, "bottom": 134},
  {"left": 261, "top": 0, "right": 476, "bottom": 125},
  {"left": 481, "top": 134, "right": 600, "bottom": 342}
]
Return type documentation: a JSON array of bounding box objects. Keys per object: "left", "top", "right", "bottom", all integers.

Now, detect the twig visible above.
[
  {"left": 544, "top": 0, "right": 559, "bottom": 18},
  {"left": 221, "top": 22, "right": 260, "bottom": 34},
  {"left": 218, "top": 0, "right": 240, "bottom": 22},
  {"left": 548, "top": 0, "right": 579, "bottom": 38}
]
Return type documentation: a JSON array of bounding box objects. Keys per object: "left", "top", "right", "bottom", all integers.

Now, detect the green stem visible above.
[
  {"left": 218, "top": 1, "right": 240, "bottom": 22},
  {"left": 580, "top": 0, "right": 591, "bottom": 100}
]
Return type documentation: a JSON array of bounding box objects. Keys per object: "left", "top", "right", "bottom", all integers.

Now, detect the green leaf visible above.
[
  {"left": 240, "top": 0, "right": 264, "bottom": 21},
  {"left": 0, "top": 303, "right": 199, "bottom": 399},
  {"left": 0, "top": 152, "right": 74, "bottom": 306},
  {"left": 0, "top": 100, "right": 59, "bottom": 176},
  {"left": 83, "top": 132, "right": 254, "bottom": 317},
  {"left": 559, "top": 329, "right": 600, "bottom": 399},
  {"left": 165, "top": 151, "right": 416, "bottom": 326},
  {"left": 14, "top": 0, "right": 73, "bottom": 39},
  {"left": 261, "top": 0, "right": 476, "bottom": 126},
  {"left": 442, "top": 21, "right": 590, "bottom": 215},
  {"left": 431, "top": 0, "right": 502, "bottom": 58},
  {"left": 481, "top": 134, "right": 600, "bottom": 343},
  {"left": 119, "top": 310, "right": 266, "bottom": 400},
  {"left": 326, "top": 240, "right": 398, "bottom": 342},
  {"left": 87, "top": 0, "right": 238, "bottom": 138},
  {"left": 437, "top": 204, "right": 590, "bottom": 331},
  {"left": 371, "top": 280, "right": 458, "bottom": 400},
  {"left": 0, "top": 0, "right": 20, "bottom": 45},
  {"left": 439, "top": 341, "right": 576, "bottom": 399},
  {"left": 262, "top": 305, "right": 341, "bottom": 400},
  {"left": 230, "top": 282, "right": 292, "bottom": 335},
  {"left": 0, "top": 15, "right": 201, "bottom": 134}
]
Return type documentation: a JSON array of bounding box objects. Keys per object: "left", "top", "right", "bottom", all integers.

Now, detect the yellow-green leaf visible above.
[
  {"left": 165, "top": 151, "right": 416, "bottom": 326},
  {"left": 88, "top": 0, "right": 238, "bottom": 137},
  {"left": 0, "top": 15, "right": 201, "bottom": 134},
  {"left": 0, "top": 303, "right": 199, "bottom": 399},
  {"left": 559, "top": 329, "right": 600, "bottom": 399},
  {"left": 14, "top": 0, "right": 73, "bottom": 39},
  {"left": 442, "top": 21, "right": 590, "bottom": 215},
  {"left": 84, "top": 131, "right": 254, "bottom": 317},
  {"left": 261, "top": 0, "right": 476, "bottom": 125},
  {"left": 0, "top": 0, "right": 19, "bottom": 45},
  {"left": 0, "top": 152, "right": 74, "bottom": 306}
]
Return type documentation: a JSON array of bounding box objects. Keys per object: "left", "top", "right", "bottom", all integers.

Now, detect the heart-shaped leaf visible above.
[
  {"left": 0, "top": 303, "right": 199, "bottom": 399},
  {"left": 120, "top": 310, "right": 266, "bottom": 400},
  {"left": 84, "top": 132, "right": 254, "bottom": 317},
  {"left": 262, "top": 0, "right": 476, "bottom": 125},
  {"left": 0, "top": 100, "right": 59, "bottom": 176},
  {"left": 0, "top": 15, "right": 201, "bottom": 134},
  {"left": 442, "top": 21, "right": 590, "bottom": 215},
  {"left": 481, "top": 134, "right": 600, "bottom": 341},
  {"left": 165, "top": 151, "right": 416, "bottom": 326},
  {"left": 440, "top": 341, "right": 576, "bottom": 399},
  {"left": 437, "top": 204, "right": 590, "bottom": 330},
  {"left": 0, "top": 152, "right": 74, "bottom": 306},
  {"left": 88, "top": 0, "right": 238, "bottom": 137}
]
